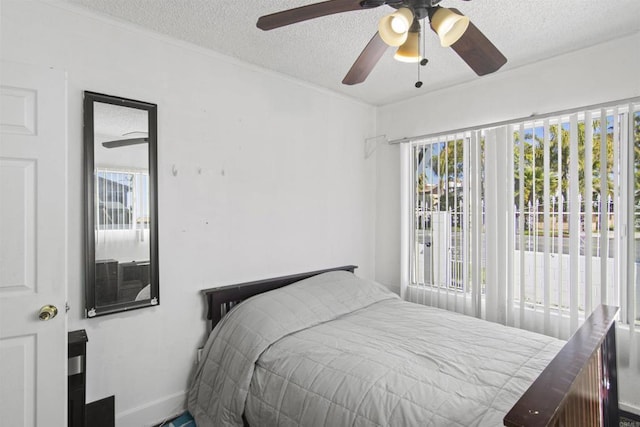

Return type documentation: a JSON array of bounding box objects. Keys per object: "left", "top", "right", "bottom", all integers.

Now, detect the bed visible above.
[{"left": 187, "top": 265, "right": 619, "bottom": 427}]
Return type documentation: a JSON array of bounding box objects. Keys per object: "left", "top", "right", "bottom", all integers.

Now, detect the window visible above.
[
  {"left": 403, "top": 100, "right": 640, "bottom": 338},
  {"left": 96, "top": 168, "right": 149, "bottom": 231}
]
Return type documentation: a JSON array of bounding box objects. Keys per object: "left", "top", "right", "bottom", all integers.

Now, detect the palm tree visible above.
[
  {"left": 431, "top": 139, "right": 464, "bottom": 212},
  {"left": 514, "top": 119, "right": 615, "bottom": 213}
]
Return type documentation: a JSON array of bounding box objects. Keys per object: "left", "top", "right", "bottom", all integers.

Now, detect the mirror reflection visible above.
[{"left": 84, "top": 92, "right": 158, "bottom": 317}]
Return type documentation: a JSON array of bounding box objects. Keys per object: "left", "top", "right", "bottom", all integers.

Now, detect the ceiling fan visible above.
[
  {"left": 256, "top": 0, "right": 506, "bottom": 85},
  {"left": 102, "top": 138, "right": 148, "bottom": 149},
  {"left": 102, "top": 131, "right": 148, "bottom": 149}
]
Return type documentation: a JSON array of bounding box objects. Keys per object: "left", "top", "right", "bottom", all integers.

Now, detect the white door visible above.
[{"left": 0, "top": 61, "right": 67, "bottom": 426}]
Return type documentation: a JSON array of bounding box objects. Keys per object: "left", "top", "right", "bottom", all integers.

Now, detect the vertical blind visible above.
[{"left": 403, "top": 100, "right": 639, "bottom": 339}]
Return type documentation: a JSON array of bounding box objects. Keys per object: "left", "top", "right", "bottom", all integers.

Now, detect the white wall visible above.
[
  {"left": 1, "top": 1, "right": 377, "bottom": 425},
  {"left": 4, "top": 0, "right": 639, "bottom": 420},
  {"left": 375, "top": 32, "right": 640, "bottom": 411}
]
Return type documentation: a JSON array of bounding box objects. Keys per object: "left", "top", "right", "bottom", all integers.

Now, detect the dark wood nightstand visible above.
[{"left": 68, "top": 329, "right": 88, "bottom": 427}]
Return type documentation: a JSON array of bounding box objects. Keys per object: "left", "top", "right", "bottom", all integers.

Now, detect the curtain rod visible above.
[{"left": 387, "top": 96, "right": 640, "bottom": 145}]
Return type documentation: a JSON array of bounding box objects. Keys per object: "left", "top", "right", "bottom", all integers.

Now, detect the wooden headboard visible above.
[{"left": 201, "top": 265, "right": 357, "bottom": 332}]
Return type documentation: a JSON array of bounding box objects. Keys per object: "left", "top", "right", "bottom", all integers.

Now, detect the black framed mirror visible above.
[{"left": 83, "top": 91, "right": 159, "bottom": 317}]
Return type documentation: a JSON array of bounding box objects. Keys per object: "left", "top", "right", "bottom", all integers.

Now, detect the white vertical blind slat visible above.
[
  {"left": 506, "top": 127, "right": 515, "bottom": 327},
  {"left": 435, "top": 140, "right": 442, "bottom": 307},
  {"left": 584, "top": 112, "right": 594, "bottom": 315},
  {"left": 428, "top": 142, "right": 434, "bottom": 307},
  {"left": 463, "top": 134, "right": 471, "bottom": 316},
  {"left": 400, "top": 141, "right": 411, "bottom": 301},
  {"left": 412, "top": 144, "right": 419, "bottom": 301},
  {"left": 414, "top": 144, "right": 419, "bottom": 293},
  {"left": 599, "top": 108, "right": 609, "bottom": 305},
  {"left": 470, "top": 131, "right": 482, "bottom": 318},
  {"left": 556, "top": 123, "right": 565, "bottom": 338},
  {"left": 496, "top": 127, "right": 508, "bottom": 325},
  {"left": 454, "top": 135, "right": 459, "bottom": 314},
  {"left": 543, "top": 119, "right": 551, "bottom": 335},
  {"left": 420, "top": 143, "right": 425, "bottom": 304},
  {"left": 627, "top": 104, "right": 637, "bottom": 332},
  {"left": 569, "top": 114, "right": 580, "bottom": 334},
  {"left": 484, "top": 128, "right": 498, "bottom": 323},
  {"left": 530, "top": 124, "right": 539, "bottom": 325},
  {"left": 614, "top": 108, "right": 622, "bottom": 316},
  {"left": 518, "top": 123, "right": 526, "bottom": 328},
  {"left": 619, "top": 105, "right": 636, "bottom": 328}
]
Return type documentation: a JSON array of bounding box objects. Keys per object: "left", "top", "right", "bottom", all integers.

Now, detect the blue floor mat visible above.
[{"left": 166, "top": 411, "right": 195, "bottom": 427}]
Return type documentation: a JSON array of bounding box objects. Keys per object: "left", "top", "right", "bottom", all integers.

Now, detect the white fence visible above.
[{"left": 413, "top": 204, "right": 640, "bottom": 319}]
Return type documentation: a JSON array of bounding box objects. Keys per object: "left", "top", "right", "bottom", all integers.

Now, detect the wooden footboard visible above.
[{"left": 504, "top": 304, "right": 619, "bottom": 427}]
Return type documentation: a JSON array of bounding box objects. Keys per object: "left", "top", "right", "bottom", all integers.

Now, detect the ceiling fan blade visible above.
[
  {"left": 445, "top": 8, "right": 507, "bottom": 76},
  {"left": 342, "top": 32, "right": 388, "bottom": 85},
  {"left": 102, "top": 138, "right": 148, "bottom": 149},
  {"left": 257, "top": 0, "right": 370, "bottom": 31}
]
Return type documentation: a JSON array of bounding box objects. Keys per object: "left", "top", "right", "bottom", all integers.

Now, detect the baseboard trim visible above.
[
  {"left": 620, "top": 402, "right": 640, "bottom": 417},
  {"left": 115, "top": 390, "right": 186, "bottom": 427}
]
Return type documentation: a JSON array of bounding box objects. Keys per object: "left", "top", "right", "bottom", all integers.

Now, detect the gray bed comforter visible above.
[{"left": 188, "top": 271, "right": 564, "bottom": 427}]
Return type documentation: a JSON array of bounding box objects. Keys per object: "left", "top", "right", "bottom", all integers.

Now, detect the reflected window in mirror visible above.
[
  {"left": 84, "top": 92, "right": 158, "bottom": 317},
  {"left": 96, "top": 169, "right": 148, "bottom": 230}
]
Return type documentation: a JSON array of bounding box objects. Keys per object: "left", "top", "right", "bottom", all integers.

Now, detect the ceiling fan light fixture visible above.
[
  {"left": 394, "top": 29, "right": 421, "bottom": 63},
  {"left": 378, "top": 7, "right": 414, "bottom": 47},
  {"left": 430, "top": 7, "right": 469, "bottom": 47}
]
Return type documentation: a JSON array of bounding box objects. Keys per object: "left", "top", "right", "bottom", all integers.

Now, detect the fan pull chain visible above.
[{"left": 415, "top": 19, "right": 428, "bottom": 88}]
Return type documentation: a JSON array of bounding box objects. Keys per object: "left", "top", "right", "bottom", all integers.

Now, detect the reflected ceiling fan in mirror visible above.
[
  {"left": 102, "top": 131, "right": 149, "bottom": 149},
  {"left": 257, "top": 0, "right": 506, "bottom": 86}
]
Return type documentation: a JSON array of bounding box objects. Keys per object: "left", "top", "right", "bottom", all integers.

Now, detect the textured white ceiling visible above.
[{"left": 63, "top": 0, "right": 640, "bottom": 106}]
